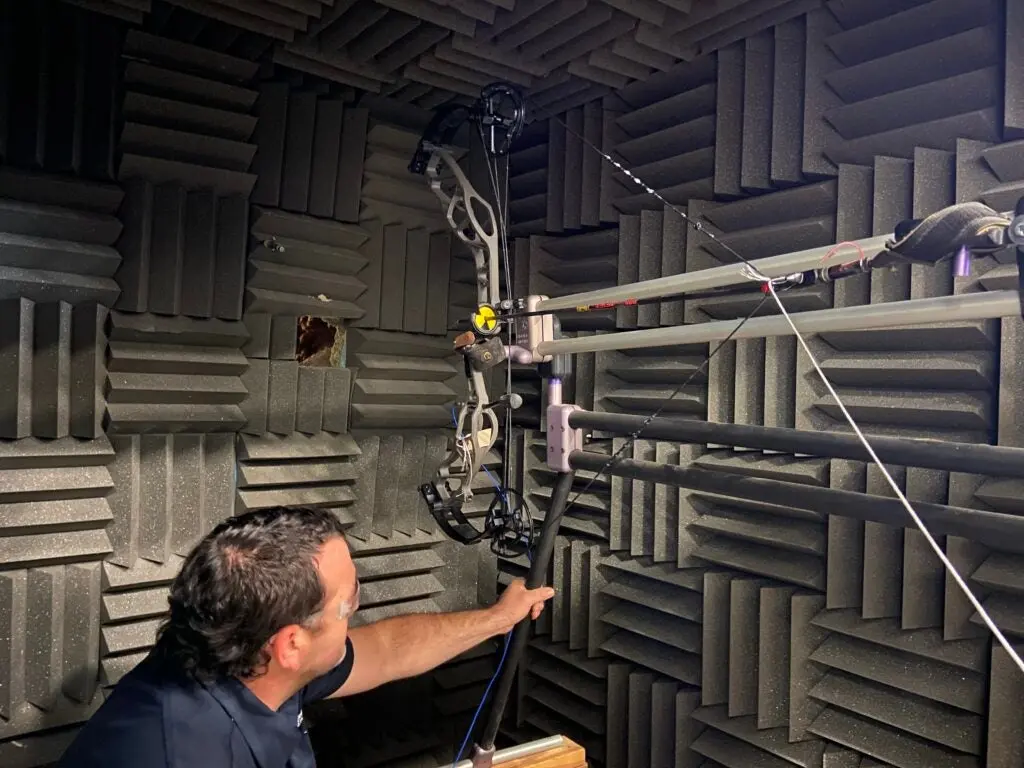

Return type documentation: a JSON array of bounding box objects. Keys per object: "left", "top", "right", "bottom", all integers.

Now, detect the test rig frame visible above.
[{"left": 408, "top": 82, "right": 1024, "bottom": 767}]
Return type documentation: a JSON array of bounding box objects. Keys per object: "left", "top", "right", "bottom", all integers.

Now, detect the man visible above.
[{"left": 59, "top": 505, "right": 555, "bottom": 767}]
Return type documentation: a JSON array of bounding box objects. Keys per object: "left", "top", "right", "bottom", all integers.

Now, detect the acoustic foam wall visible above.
[
  {"left": 104, "top": 310, "right": 249, "bottom": 433},
  {"left": 346, "top": 328, "right": 462, "bottom": 430},
  {"left": 115, "top": 179, "right": 248, "bottom": 320},
  {"left": 0, "top": 169, "right": 123, "bottom": 306},
  {"left": 0, "top": 0, "right": 122, "bottom": 181},
  {"left": 60, "top": 0, "right": 149, "bottom": 25},
  {"left": 250, "top": 80, "right": 369, "bottom": 221},
  {"left": 521, "top": 230, "right": 620, "bottom": 332},
  {"left": 518, "top": 638, "right": 610, "bottom": 763},
  {"left": 118, "top": 29, "right": 259, "bottom": 195},
  {"left": 240, "top": 360, "right": 353, "bottom": 436},
  {"left": 606, "top": 53, "right": 718, "bottom": 213},
  {"left": 542, "top": 102, "right": 616, "bottom": 233},
  {"left": 236, "top": 431, "right": 360, "bottom": 520},
  {"left": 7, "top": 2, "right": 1024, "bottom": 766},
  {"left": 353, "top": 119, "right": 463, "bottom": 333},
  {"left": 64, "top": 0, "right": 843, "bottom": 113},
  {"left": 805, "top": 609, "right": 987, "bottom": 765},
  {"left": 336, "top": 427, "right": 498, "bottom": 631},
  {"left": 506, "top": 8, "right": 1024, "bottom": 757},
  {"left": 246, "top": 206, "right": 368, "bottom": 319},
  {"left": 239, "top": 311, "right": 355, "bottom": 437},
  {"left": 593, "top": 344, "right": 708, "bottom": 422},
  {"left": 114, "top": 29, "right": 258, "bottom": 320},
  {"left": 102, "top": 433, "right": 235, "bottom": 685},
  {"left": 0, "top": 436, "right": 114, "bottom": 743},
  {"left": 156, "top": 0, "right": 333, "bottom": 43},
  {"left": 794, "top": 323, "right": 997, "bottom": 444},
  {"left": 0, "top": 300, "right": 108, "bottom": 441},
  {"left": 508, "top": 118, "right": 551, "bottom": 238},
  {"left": 817, "top": 0, "right": 1003, "bottom": 167},
  {"left": 430, "top": 638, "right": 501, "bottom": 744}
]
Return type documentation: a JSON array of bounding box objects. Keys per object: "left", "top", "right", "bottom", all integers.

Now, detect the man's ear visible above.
[{"left": 266, "top": 624, "right": 307, "bottom": 672}]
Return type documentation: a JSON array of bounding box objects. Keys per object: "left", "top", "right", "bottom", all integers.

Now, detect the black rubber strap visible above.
[{"left": 882, "top": 202, "right": 1006, "bottom": 265}]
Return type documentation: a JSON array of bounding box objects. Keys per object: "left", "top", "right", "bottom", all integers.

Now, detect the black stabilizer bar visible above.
[
  {"left": 475, "top": 470, "right": 576, "bottom": 753},
  {"left": 568, "top": 411, "right": 1024, "bottom": 480},
  {"left": 568, "top": 451, "right": 1024, "bottom": 552}
]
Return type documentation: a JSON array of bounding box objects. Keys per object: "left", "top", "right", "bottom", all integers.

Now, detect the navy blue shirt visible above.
[{"left": 58, "top": 638, "right": 355, "bottom": 768}]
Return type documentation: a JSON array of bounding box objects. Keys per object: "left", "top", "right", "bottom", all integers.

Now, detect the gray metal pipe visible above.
[
  {"left": 537, "top": 290, "right": 1021, "bottom": 356},
  {"left": 444, "top": 736, "right": 566, "bottom": 768},
  {"left": 535, "top": 235, "right": 891, "bottom": 312},
  {"left": 568, "top": 451, "right": 1024, "bottom": 553}
]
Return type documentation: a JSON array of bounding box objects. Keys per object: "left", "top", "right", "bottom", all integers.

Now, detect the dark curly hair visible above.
[{"left": 154, "top": 505, "right": 348, "bottom": 682}]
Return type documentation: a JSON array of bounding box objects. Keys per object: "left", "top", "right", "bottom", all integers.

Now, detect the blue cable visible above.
[
  {"left": 452, "top": 630, "right": 513, "bottom": 766},
  {"left": 482, "top": 465, "right": 508, "bottom": 502}
]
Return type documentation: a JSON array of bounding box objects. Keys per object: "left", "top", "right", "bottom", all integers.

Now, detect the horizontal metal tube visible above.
[
  {"left": 445, "top": 736, "right": 565, "bottom": 768},
  {"left": 568, "top": 451, "right": 1024, "bottom": 552},
  {"left": 537, "top": 290, "right": 1020, "bottom": 356},
  {"left": 535, "top": 235, "right": 891, "bottom": 312},
  {"left": 568, "top": 411, "right": 1024, "bottom": 479}
]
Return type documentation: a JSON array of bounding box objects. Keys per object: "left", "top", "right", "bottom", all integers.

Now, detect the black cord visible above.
[{"left": 559, "top": 293, "right": 772, "bottom": 518}]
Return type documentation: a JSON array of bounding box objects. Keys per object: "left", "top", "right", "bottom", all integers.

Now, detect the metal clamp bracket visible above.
[{"left": 547, "top": 403, "right": 583, "bottom": 472}]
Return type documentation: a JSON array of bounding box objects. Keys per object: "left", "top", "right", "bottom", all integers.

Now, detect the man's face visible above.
[{"left": 302, "top": 535, "right": 359, "bottom": 677}]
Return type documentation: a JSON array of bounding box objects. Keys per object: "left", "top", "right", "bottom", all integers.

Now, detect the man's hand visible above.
[
  {"left": 489, "top": 579, "right": 555, "bottom": 633},
  {"left": 329, "top": 579, "right": 557, "bottom": 699}
]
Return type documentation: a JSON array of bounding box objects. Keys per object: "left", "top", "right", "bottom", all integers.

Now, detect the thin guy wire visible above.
[
  {"left": 758, "top": 278, "right": 1024, "bottom": 675},
  {"left": 560, "top": 293, "right": 770, "bottom": 517},
  {"left": 541, "top": 103, "right": 1022, "bottom": 674}
]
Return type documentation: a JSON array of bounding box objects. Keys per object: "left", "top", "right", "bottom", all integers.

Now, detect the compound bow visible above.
[
  {"left": 409, "top": 82, "right": 1024, "bottom": 767},
  {"left": 411, "top": 83, "right": 554, "bottom": 558}
]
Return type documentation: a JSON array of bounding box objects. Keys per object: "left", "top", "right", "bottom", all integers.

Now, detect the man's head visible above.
[{"left": 156, "top": 506, "right": 359, "bottom": 686}]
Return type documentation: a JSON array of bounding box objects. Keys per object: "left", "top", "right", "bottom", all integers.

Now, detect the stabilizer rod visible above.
[
  {"left": 568, "top": 451, "right": 1024, "bottom": 553},
  {"left": 568, "top": 411, "right": 1024, "bottom": 480},
  {"left": 475, "top": 470, "right": 576, "bottom": 757}
]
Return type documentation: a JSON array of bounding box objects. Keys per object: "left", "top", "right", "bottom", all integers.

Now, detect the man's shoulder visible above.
[{"left": 58, "top": 654, "right": 233, "bottom": 767}]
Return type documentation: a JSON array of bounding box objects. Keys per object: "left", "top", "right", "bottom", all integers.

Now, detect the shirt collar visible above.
[{"left": 204, "top": 676, "right": 304, "bottom": 768}]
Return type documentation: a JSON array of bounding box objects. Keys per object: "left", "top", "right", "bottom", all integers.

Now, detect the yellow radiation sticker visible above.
[{"left": 471, "top": 304, "right": 499, "bottom": 335}]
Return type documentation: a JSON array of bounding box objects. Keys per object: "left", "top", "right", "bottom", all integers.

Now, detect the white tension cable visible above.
[
  {"left": 543, "top": 109, "right": 1024, "bottom": 677},
  {"left": 758, "top": 273, "right": 1024, "bottom": 675}
]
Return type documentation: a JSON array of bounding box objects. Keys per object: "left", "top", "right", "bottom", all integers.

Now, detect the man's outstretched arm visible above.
[{"left": 329, "top": 579, "right": 553, "bottom": 698}]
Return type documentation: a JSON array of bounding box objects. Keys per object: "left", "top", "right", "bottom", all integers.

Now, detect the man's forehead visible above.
[{"left": 317, "top": 536, "right": 355, "bottom": 587}]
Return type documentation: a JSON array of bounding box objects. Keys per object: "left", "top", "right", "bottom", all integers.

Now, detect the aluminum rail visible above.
[
  {"left": 445, "top": 736, "right": 565, "bottom": 768},
  {"left": 568, "top": 411, "right": 1024, "bottom": 479},
  {"left": 535, "top": 235, "right": 891, "bottom": 312},
  {"left": 568, "top": 451, "right": 1024, "bottom": 552},
  {"left": 537, "top": 289, "right": 1020, "bottom": 356}
]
